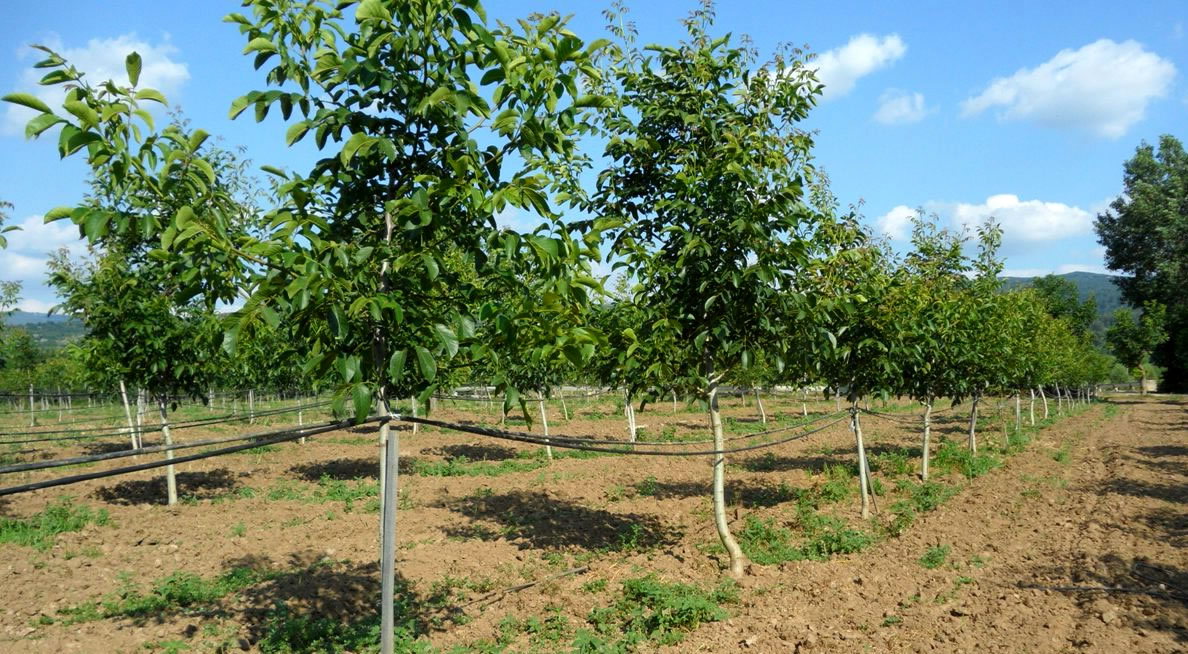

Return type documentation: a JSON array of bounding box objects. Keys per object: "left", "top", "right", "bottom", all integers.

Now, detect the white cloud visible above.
[
  {"left": 961, "top": 39, "right": 1176, "bottom": 138},
  {"left": 873, "top": 89, "right": 931, "bottom": 124},
  {"left": 4, "top": 34, "right": 189, "bottom": 136},
  {"left": 873, "top": 204, "right": 917, "bottom": 241},
  {"left": 0, "top": 214, "right": 87, "bottom": 282},
  {"left": 947, "top": 194, "right": 1092, "bottom": 243},
  {"left": 813, "top": 34, "right": 906, "bottom": 101}
]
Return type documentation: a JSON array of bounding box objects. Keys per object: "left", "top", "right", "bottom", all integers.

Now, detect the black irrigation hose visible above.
[
  {"left": 396, "top": 413, "right": 848, "bottom": 457},
  {"left": 0, "top": 400, "right": 333, "bottom": 444},
  {"left": 0, "top": 417, "right": 384, "bottom": 497},
  {"left": 0, "top": 423, "right": 325, "bottom": 475}
]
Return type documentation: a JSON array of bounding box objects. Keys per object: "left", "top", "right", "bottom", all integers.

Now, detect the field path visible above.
[{"left": 672, "top": 396, "right": 1188, "bottom": 653}]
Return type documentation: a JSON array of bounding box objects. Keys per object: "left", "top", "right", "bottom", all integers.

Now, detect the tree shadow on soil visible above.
[
  {"left": 436, "top": 490, "right": 679, "bottom": 552},
  {"left": 92, "top": 468, "right": 245, "bottom": 505},
  {"left": 421, "top": 443, "right": 521, "bottom": 461},
  {"left": 1097, "top": 477, "right": 1187, "bottom": 505},
  {"left": 290, "top": 457, "right": 378, "bottom": 481},
  {"left": 1021, "top": 553, "right": 1188, "bottom": 643},
  {"left": 80, "top": 441, "right": 137, "bottom": 455},
  {"left": 637, "top": 479, "right": 809, "bottom": 509}
]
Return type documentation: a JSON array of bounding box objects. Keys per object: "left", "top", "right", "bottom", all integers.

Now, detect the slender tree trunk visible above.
[
  {"left": 1040, "top": 387, "right": 1049, "bottom": 419},
  {"left": 1029, "top": 388, "right": 1036, "bottom": 426},
  {"left": 538, "top": 391, "right": 552, "bottom": 460},
  {"left": 708, "top": 379, "right": 747, "bottom": 578},
  {"left": 558, "top": 388, "right": 569, "bottom": 421},
  {"left": 28, "top": 384, "right": 34, "bottom": 428},
  {"left": 410, "top": 397, "right": 419, "bottom": 435},
  {"left": 672, "top": 389, "right": 678, "bottom": 414},
  {"left": 119, "top": 380, "right": 136, "bottom": 451},
  {"left": 851, "top": 401, "right": 872, "bottom": 520},
  {"left": 967, "top": 392, "right": 980, "bottom": 454},
  {"left": 248, "top": 388, "right": 255, "bottom": 425},
  {"left": 1139, "top": 366, "right": 1147, "bottom": 394},
  {"left": 921, "top": 397, "right": 933, "bottom": 481},
  {"left": 136, "top": 389, "right": 146, "bottom": 449},
  {"left": 835, "top": 395, "right": 841, "bottom": 412},
  {"left": 297, "top": 396, "right": 306, "bottom": 444},
  {"left": 56, "top": 386, "right": 62, "bottom": 422},
  {"left": 376, "top": 396, "right": 398, "bottom": 654},
  {"left": 158, "top": 397, "right": 177, "bottom": 507},
  {"left": 625, "top": 390, "right": 637, "bottom": 444},
  {"left": 1015, "top": 392, "right": 1021, "bottom": 432},
  {"left": 755, "top": 387, "right": 767, "bottom": 425}
]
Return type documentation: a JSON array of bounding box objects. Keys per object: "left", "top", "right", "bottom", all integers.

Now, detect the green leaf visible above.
[
  {"left": 228, "top": 95, "right": 251, "bottom": 119},
  {"left": 285, "top": 121, "right": 311, "bottom": 146},
  {"left": 340, "top": 132, "right": 369, "bottom": 165},
  {"left": 573, "top": 94, "right": 611, "bottom": 109},
  {"left": 134, "top": 89, "right": 167, "bottom": 105},
  {"left": 188, "top": 129, "right": 210, "bottom": 152},
  {"left": 43, "top": 206, "right": 72, "bottom": 221},
  {"left": 416, "top": 86, "right": 453, "bottom": 115},
  {"left": 329, "top": 305, "right": 347, "bottom": 339},
  {"left": 414, "top": 346, "right": 437, "bottom": 382},
  {"left": 243, "top": 37, "right": 277, "bottom": 54},
  {"left": 62, "top": 100, "right": 98, "bottom": 127},
  {"left": 125, "top": 52, "right": 142, "bottom": 87},
  {"left": 355, "top": 0, "right": 392, "bottom": 21},
  {"left": 352, "top": 383, "right": 372, "bottom": 421},
  {"left": 388, "top": 349, "right": 407, "bottom": 383},
  {"left": 433, "top": 324, "right": 459, "bottom": 358},
  {"left": 23, "top": 113, "right": 63, "bottom": 138},
  {"left": 2, "top": 92, "right": 52, "bottom": 114}
]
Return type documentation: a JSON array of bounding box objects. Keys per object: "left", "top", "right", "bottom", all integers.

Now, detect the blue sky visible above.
[{"left": 1, "top": 1, "right": 1185, "bottom": 311}]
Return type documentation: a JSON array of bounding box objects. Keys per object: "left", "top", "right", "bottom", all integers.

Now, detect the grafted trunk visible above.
[
  {"left": 538, "top": 391, "right": 552, "bottom": 461},
  {"left": 708, "top": 381, "right": 747, "bottom": 578},
  {"left": 624, "top": 390, "right": 637, "bottom": 444},
  {"left": 157, "top": 397, "right": 177, "bottom": 507},
  {"left": 921, "top": 397, "right": 933, "bottom": 481},
  {"left": 119, "top": 380, "right": 136, "bottom": 451},
  {"left": 967, "top": 392, "right": 980, "bottom": 454},
  {"left": 851, "top": 401, "right": 872, "bottom": 520}
]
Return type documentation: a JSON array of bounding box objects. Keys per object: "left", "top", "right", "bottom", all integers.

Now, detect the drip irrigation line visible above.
[
  {"left": 0, "top": 419, "right": 343, "bottom": 475},
  {"left": 0, "top": 400, "right": 329, "bottom": 440},
  {"left": 0, "top": 400, "right": 332, "bottom": 443},
  {"left": 0, "top": 417, "right": 384, "bottom": 498},
  {"left": 396, "top": 413, "right": 847, "bottom": 457}
]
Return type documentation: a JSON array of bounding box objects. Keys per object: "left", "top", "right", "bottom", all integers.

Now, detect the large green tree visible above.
[
  {"left": 588, "top": 2, "right": 841, "bottom": 577},
  {"left": 1106, "top": 301, "right": 1168, "bottom": 393},
  {"left": 1095, "top": 134, "right": 1188, "bottom": 390}
]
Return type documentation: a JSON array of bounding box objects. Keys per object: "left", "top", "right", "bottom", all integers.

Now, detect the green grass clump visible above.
[
  {"left": 0, "top": 497, "right": 109, "bottom": 551},
  {"left": 410, "top": 455, "right": 546, "bottom": 478},
  {"left": 576, "top": 575, "right": 737, "bottom": 650},
  {"left": 932, "top": 441, "right": 1001, "bottom": 479},
  {"left": 737, "top": 516, "right": 802, "bottom": 565},
  {"left": 736, "top": 503, "right": 875, "bottom": 566},
  {"left": 869, "top": 448, "right": 913, "bottom": 477},
  {"left": 919, "top": 545, "right": 951, "bottom": 570}
]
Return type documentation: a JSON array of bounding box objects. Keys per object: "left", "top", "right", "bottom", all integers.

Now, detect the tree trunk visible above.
[
  {"left": 1139, "top": 366, "right": 1147, "bottom": 394},
  {"left": 119, "top": 380, "right": 136, "bottom": 451},
  {"left": 967, "top": 392, "right": 980, "bottom": 454},
  {"left": 625, "top": 390, "right": 637, "bottom": 444},
  {"left": 558, "top": 388, "right": 570, "bottom": 421},
  {"left": 410, "top": 396, "right": 419, "bottom": 435},
  {"left": 921, "top": 397, "right": 933, "bottom": 481},
  {"left": 755, "top": 387, "right": 766, "bottom": 425},
  {"left": 248, "top": 388, "right": 255, "bottom": 425},
  {"left": 376, "top": 397, "right": 398, "bottom": 654},
  {"left": 538, "top": 391, "right": 552, "bottom": 461},
  {"left": 136, "top": 389, "right": 146, "bottom": 449},
  {"left": 1015, "top": 392, "right": 1021, "bottom": 432},
  {"left": 297, "top": 396, "right": 306, "bottom": 444},
  {"left": 672, "top": 390, "right": 678, "bottom": 414},
  {"left": 708, "top": 381, "right": 747, "bottom": 578},
  {"left": 1029, "top": 388, "right": 1036, "bottom": 426},
  {"left": 28, "top": 384, "right": 34, "bottom": 427},
  {"left": 851, "top": 401, "right": 872, "bottom": 520},
  {"left": 1040, "top": 387, "right": 1049, "bottom": 419},
  {"left": 158, "top": 397, "right": 177, "bottom": 507}
]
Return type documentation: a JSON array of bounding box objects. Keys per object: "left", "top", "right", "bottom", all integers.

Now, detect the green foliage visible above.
[
  {"left": 932, "top": 440, "right": 1001, "bottom": 479},
  {"left": 919, "top": 544, "right": 951, "bottom": 569},
  {"left": 1106, "top": 301, "right": 1168, "bottom": 386},
  {"left": 578, "top": 575, "right": 736, "bottom": 650},
  {"left": 0, "top": 497, "right": 109, "bottom": 551},
  {"left": 1095, "top": 134, "right": 1188, "bottom": 390}
]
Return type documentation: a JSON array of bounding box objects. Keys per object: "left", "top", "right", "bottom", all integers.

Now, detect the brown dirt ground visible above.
[{"left": 0, "top": 393, "right": 1184, "bottom": 653}]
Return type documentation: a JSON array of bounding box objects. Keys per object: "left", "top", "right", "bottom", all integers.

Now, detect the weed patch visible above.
[{"left": 0, "top": 497, "right": 109, "bottom": 551}]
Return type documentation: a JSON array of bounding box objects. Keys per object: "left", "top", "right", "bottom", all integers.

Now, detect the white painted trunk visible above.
[
  {"left": 755, "top": 388, "right": 766, "bottom": 425},
  {"left": 921, "top": 398, "right": 933, "bottom": 481},
  {"left": 538, "top": 391, "right": 552, "bottom": 460},
  {"left": 708, "top": 383, "right": 747, "bottom": 578},
  {"left": 967, "top": 393, "right": 980, "bottom": 454},
  {"left": 851, "top": 403, "right": 872, "bottom": 520},
  {"left": 119, "top": 380, "right": 136, "bottom": 450},
  {"left": 158, "top": 398, "right": 177, "bottom": 506}
]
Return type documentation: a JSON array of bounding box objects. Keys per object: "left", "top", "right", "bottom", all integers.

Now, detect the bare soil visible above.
[{"left": 0, "top": 393, "right": 1184, "bottom": 653}]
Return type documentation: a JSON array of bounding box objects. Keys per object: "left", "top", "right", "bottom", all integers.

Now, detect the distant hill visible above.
[
  {"left": 2, "top": 311, "right": 84, "bottom": 349},
  {"left": 1001, "top": 271, "right": 1128, "bottom": 343}
]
